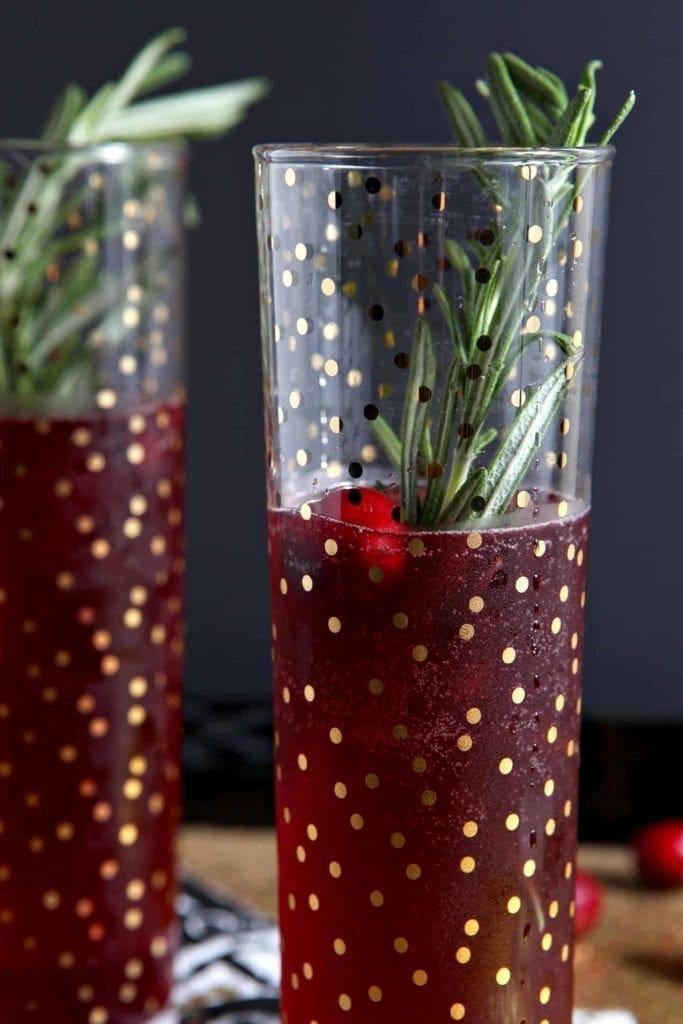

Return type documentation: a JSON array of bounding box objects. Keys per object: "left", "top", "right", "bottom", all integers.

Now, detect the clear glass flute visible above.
[
  {"left": 0, "top": 140, "right": 187, "bottom": 1023},
  {"left": 256, "top": 143, "right": 614, "bottom": 1024}
]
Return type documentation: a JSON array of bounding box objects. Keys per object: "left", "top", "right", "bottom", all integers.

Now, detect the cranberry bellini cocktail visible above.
[
  {"left": 257, "top": 53, "right": 632, "bottom": 1024},
  {"left": 0, "top": 27, "right": 267, "bottom": 1021},
  {"left": 0, "top": 399, "right": 184, "bottom": 1020},
  {"left": 269, "top": 489, "right": 588, "bottom": 1021},
  {"left": 0, "top": 137, "right": 187, "bottom": 1023}
]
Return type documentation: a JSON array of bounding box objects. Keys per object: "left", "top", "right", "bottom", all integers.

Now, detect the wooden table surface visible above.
[{"left": 181, "top": 828, "right": 683, "bottom": 1023}]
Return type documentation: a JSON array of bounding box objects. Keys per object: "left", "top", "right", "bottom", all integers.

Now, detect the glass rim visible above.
[
  {"left": 0, "top": 137, "right": 188, "bottom": 163},
  {"left": 254, "top": 142, "right": 615, "bottom": 166}
]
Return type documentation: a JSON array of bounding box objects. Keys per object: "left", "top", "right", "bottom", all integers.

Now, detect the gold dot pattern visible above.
[
  {"left": 260, "top": 131, "right": 596, "bottom": 972},
  {"left": 0, "top": 401, "right": 184, "bottom": 1016},
  {"left": 263, "top": 144, "right": 600, "bottom": 537},
  {"left": 269, "top": 500, "right": 588, "bottom": 1023}
]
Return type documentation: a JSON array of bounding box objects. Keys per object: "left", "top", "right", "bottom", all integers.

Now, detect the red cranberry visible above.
[
  {"left": 634, "top": 819, "right": 683, "bottom": 888},
  {"left": 315, "top": 487, "right": 407, "bottom": 573},
  {"left": 574, "top": 869, "right": 603, "bottom": 936},
  {"left": 319, "top": 486, "right": 403, "bottom": 531}
]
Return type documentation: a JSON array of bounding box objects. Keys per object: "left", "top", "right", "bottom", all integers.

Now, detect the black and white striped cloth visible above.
[
  {"left": 149, "top": 878, "right": 636, "bottom": 1024},
  {"left": 149, "top": 877, "right": 279, "bottom": 1024}
]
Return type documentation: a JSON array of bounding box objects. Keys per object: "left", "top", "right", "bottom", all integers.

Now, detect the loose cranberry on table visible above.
[
  {"left": 575, "top": 869, "right": 604, "bottom": 936},
  {"left": 634, "top": 819, "right": 683, "bottom": 888}
]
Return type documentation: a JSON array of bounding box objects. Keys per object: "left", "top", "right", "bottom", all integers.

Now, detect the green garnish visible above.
[
  {"left": 372, "top": 52, "right": 634, "bottom": 525},
  {"left": 0, "top": 28, "right": 268, "bottom": 400}
]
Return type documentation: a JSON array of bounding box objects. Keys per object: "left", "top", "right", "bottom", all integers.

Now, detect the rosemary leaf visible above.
[
  {"left": 481, "top": 359, "right": 578, "bottom": 515},
  {"left": 136, "top": 51, "right": 193, "bottom": 97},
  {"left": 486, "top": 53, "right": 536, "bottom": 146},
  {"left": 433, "top": 282, "right": 467, "bottom": 363},
  {"left": 437, "top": 81, "right": 488, "bottom": 147},
  {"left": 22, "top": 222, "right": 112, "bottom": 281},
  {"left": 526, "top": 330, "right": 583, "bottom": 357},
  {"left": 442, "top": 466, "right": 487, "bottom": 522},
  {"left": 478, "top": 275, "right": 546, "bottom": 415},
  {"left": 3, "top": 182, "right": 92, "bottom": 300},
  {"left": 42, "top": 84, "right": 88, "bottom": 143},
  {"left": 422, "top": 421, "right": 434, "bottom": 465},
  {"left": 525, "top": 103, "right": 553, "bottom": 143},
  {"left": 535, "top": 67, "right": 569, "bottom": 109},
  {"left": 399, "top": 318, "right": 436, "bottom": 522},
  {"left": 575, "top": 60, "right": 603, "bottom": 141},
  {"left": 502, "top": 53, "right": 567, "bottom": 118},
  {"left": 473, "top": 426, "right": 497, "bottom": 455},
  {"left": 26, "top": 252, "right": 98, "bottom": 347},
  {"left": 68, "top": 83, "right": 117, "bottom": 144},
  {"left": 496, "top": 330, "right": 583, "bottom": 393},
  {"left": 370, "top": 414, "right": 402, "bottom": 470},
  {"left": 97, "top": 80, "right": 270, "bottom": 141},
  {"left": 49, "top": 355, "right": 98, "bottom": 398},
  {"left": 27, "top": 281, "right": 120, "bottom": 370},
  {"left": 104, "top": 27, "right": 188, "bottom": 120},
  {"left": 0, "top": 339, "right": 11, "bottom": 392},
  {"left": 443, "top": 238, "right": 474, "bottom": 307},
  {"left": 547, "top": 87, "right": 593, "bottom": 146},
  {"left": 483, "top": 79, "right": 517, "bottom": 145},
  {"left": 471, "top": 259, "right": 502, "bottom": 354},
  {"left": 0, "top": 27, "right": 267, "bottom": 399},
  {"left": 422, "top": 358, "right": 460, "bottom": 522},
  {"left": 598, "top": 91, "right": 637, "bottom": 145},
  {"left": 443, "top": 238, "right": 473, "bottom": 275}
]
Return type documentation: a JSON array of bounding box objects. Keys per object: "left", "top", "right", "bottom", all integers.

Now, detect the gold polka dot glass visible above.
[
  {"left": 256, "top": 144, "right": 616, "bottom": 1024},
  {"left": 0, "top": 142, "right": 186, "bottom": 1022}
]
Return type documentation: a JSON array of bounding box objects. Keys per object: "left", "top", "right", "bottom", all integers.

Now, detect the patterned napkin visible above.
[{"left": 148, "top": 877, "right": 636, "bottom": 1024}]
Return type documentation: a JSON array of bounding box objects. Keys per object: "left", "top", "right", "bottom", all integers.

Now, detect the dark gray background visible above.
[{"left": 1, "top": 0, "right": 680, "bottom": 720}]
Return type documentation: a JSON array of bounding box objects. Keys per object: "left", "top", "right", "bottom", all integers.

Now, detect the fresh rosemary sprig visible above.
[
  {"left": 372, "top": 52, "right": 634, "bottom": 526},
  {"left": 0, "top": 28, "right": 268, "bottom": 401}
]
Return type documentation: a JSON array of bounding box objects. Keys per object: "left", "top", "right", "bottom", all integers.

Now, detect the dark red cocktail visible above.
[
  {"left": 269, "top": 486, "right": 588, "bottom": 1023},
  {"left": 0, "top": 400, "right": 184, "bottom": 1023}
]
